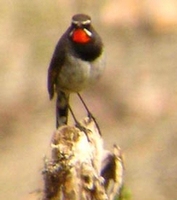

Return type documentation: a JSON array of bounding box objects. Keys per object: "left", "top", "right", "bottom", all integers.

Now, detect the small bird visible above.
[{"left": 48, "top": 14, "right": 105, "bottom": 128}]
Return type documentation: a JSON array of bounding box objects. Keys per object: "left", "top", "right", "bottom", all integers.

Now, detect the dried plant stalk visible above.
[{"left": 42, "top": 117, "right": 124, "bottom": 200}]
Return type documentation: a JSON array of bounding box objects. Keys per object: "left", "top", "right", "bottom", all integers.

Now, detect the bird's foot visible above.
[
  {"left": 75, "top": 121, "right": 88, "bottom": 134},
  {"left": 87, "top": 112, "right": 102, "bottom": 136}
]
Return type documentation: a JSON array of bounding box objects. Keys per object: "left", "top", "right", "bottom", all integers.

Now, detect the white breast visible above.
[{"left": 57, "top": 52, "right": 105, "bottom": 93}]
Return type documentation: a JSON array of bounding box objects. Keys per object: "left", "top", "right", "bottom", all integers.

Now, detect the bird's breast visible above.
[{"left": 57, "top": 53, "right": 105, "bottom": 93}]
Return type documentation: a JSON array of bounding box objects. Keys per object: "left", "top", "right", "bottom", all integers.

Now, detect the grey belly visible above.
[{"left": 57, "top": 55, "right": 105, "bottom": 93}]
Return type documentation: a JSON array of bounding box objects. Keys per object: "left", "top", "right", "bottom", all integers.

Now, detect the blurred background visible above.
[{"left": 1, "top": 0, "right": 177, "bottom": 199}]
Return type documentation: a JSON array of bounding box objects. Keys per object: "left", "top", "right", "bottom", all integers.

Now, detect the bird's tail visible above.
[{"left": 56, "top": 91, "right": 69, "bottom": 128}]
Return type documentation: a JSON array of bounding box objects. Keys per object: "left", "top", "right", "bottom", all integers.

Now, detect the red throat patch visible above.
[{"left": 71, "top": 29, "right": 91, "bottom": 43}]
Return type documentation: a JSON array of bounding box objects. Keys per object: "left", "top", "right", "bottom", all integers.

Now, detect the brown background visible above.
[{"left": 1, "top": 0, "right": 177, "bottom": 199}]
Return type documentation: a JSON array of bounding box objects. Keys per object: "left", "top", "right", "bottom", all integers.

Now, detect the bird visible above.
[{"left": 47, "top": 14, "right": 105, "bottom": 128}]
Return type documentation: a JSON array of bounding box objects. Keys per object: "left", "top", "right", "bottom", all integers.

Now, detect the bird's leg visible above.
[
  {"left": 56, "top": 92, "right": 88, "bottom": 134},
  {"left": 77, "top": 93, "right": 92, "bottom": 119},
  {"left": 67, "top": 103, "right": 78, "bottom": 125},
  {"left": 77, "top": 93, "right": 102, "bottom": 136},
  {"left": 68, "top": 104, "right": 89, "bottom": 134}
]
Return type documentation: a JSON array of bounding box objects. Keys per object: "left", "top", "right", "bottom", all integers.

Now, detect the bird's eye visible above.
[
  {"left": 71, "top": 21, "right": 91, "bottom": 29},
  {"left": 82, "top": 24, "right": 90, "bottom": 29}
]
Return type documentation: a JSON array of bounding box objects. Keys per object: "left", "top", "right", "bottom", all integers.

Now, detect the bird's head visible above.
[{"left": 69, "top": 14, "right": 93, "bottom": 44}]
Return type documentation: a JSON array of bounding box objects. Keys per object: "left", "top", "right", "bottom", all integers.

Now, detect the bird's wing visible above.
[{"left": 47, "top": 38, "right": 66, "bottom": 100}]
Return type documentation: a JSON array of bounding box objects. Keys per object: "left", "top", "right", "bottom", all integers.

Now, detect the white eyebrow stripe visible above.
[
  {"left": 82, "top": 19, "right": 91, "bottom": 25},
  {"left": 72, "top": 20, "right": 78, "bottom": 25},
  {"left": 72, "top": 19, "right": 91, "bottom": 25}
]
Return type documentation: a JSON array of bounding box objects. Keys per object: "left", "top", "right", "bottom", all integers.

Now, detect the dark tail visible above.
[{"left": 56, "top": 91, "right": 69, "bottom": 128}]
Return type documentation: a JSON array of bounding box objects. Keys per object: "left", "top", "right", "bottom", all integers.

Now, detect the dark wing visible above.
[{"left": 47, "top": 36, "right": 66, "bottom": 100}]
